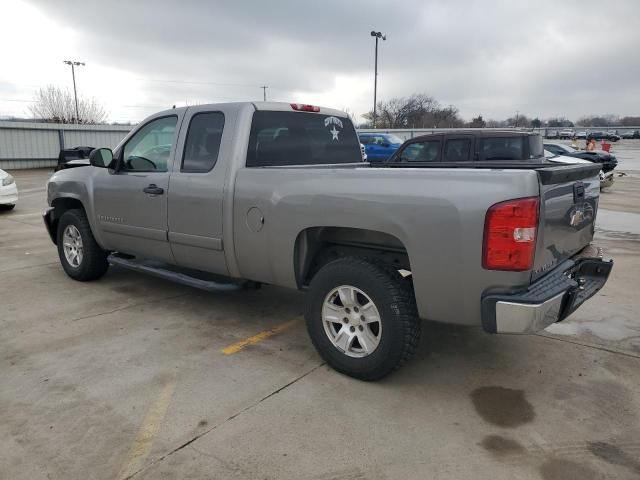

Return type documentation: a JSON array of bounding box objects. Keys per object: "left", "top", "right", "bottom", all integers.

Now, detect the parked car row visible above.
[
  {"left": 356, "top": 131, "right": 617, "bottom": 186},
  {"left": 621, "top": 130, "right": 640, "bottom": 139},
  {"left": 546, "top": 129, "right": 640, "bottom": 141}
]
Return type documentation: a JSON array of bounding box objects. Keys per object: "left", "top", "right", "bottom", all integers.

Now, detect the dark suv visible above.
[{"left": 386, "top": 130, "right": 544, "bottom": 165}]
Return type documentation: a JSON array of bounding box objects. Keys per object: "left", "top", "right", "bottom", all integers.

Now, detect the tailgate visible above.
[{"left": 532, "top": 164, "right": 602, "bottom": 281}]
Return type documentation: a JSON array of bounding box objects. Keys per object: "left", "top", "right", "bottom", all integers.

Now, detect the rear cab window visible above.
[{"left": 246, "top": 111, "right": 362, "bottom": 167}]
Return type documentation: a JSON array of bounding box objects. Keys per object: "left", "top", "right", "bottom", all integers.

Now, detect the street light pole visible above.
[
  {"left": 63, "top": 60, "right": 85, "bottom": 123},
  {"left": 370, "top": 31, "right": 386, "bottom": 128},
  {"left": 260, "top": 85, "right": 268, "bottom": 101}
]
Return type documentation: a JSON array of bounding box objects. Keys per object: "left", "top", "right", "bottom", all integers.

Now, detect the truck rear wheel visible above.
[
  {"left": 305, "top": 257, "right": 421, "bottom": 380},
  {"left": 57, "top": 209, "right": 109, "bottom": 281}
]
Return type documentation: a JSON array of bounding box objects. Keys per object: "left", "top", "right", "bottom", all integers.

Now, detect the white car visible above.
[
  {"left": 0, "top": 169, "right": 18, "bottom": 210},
  {"left": 544, "top": 150, "right": 613, "bottom": 190},
  {"left": 558, "top": 129, "right": 574, "bottom": 139}
]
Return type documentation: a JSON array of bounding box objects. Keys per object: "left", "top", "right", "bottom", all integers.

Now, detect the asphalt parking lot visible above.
[{"left": 1, "top": 149, "right": 640, "bottom": 480}]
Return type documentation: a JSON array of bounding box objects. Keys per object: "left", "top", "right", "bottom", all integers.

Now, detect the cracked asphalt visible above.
[{"left": 1, "top": 165, "right": 639, "bottom": 480}]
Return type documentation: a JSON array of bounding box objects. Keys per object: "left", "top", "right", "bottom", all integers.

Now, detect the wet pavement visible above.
[{"left": 1, "top": 162, "right": 639, "bottom": 480}]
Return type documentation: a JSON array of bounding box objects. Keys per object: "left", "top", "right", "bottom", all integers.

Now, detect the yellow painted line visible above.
[
  {"left": 117, "top": 379, "right": 177, "bottom": 480},
  {"left": 222, "top": 319, "right": 299, "bottom": 355}
]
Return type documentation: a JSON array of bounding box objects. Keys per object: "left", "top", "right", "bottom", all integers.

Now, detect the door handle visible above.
[{"left": 143, "top": 184, "right": 164, "bottom": 195}]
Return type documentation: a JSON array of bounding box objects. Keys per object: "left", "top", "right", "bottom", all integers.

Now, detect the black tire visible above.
[
  {"left": 305, "top": 257, "right": 421, "bottom": 380},
  {"left": 0, "top": 204, "right": 15, "bottom": 211},
  {"left": 56, "top": 209, "right": 109, "bottom": 281}
]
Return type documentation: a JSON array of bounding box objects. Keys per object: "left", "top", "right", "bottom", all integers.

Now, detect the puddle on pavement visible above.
[
  {"left": 470, "top": 386, "right": 535, "bottom": 428},
  {"left": 545, "top": 316, "right": 640, "bottom": 341}
]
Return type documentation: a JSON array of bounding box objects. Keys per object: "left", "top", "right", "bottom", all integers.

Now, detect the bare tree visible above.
[
  {"left": 467, "top": 115, "right": 486, "bottom": 128},
  {"left": 506, "top": 114, "right": 531, "bottom": 128},
  {"left": 28, "top": 85, "right": 107, "bottom": 124},
  {"left": 362, "top": 94, "right": 463, "bottom": 129},
  {"left": 485, "top": 119, "right": 507, "bottom": 128},
  {"left": 576, "top": 115, "right": 619, "bottom": 127},
  {"left": 546, "top": 117, "right": 574, "bottom": 128},
  {"left": 620, "top": 116, "right": 640, "bottom": 126}
]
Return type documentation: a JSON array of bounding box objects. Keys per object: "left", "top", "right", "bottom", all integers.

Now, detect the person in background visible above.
[
  {"left": 586, "top": 138, "right": 597, "bottom": 151},
  {"left": 570, "top": 136, "right": 578, "bottom": 148}
]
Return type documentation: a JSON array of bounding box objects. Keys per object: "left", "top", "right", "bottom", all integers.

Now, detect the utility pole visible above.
[
  {"left": 370, "top": 31, "right": 386, "bottom": 128},
  {"left": 260, "top": 86, "right": 268, "bottom": 101},
  {"left": 63, "top": 60, "right": 85, "bottom": 123},
  {"left": 515, "top": 110, "right": 520, "bottom": 128}
]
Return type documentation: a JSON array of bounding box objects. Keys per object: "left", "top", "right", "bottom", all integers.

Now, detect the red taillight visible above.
[
  {"left": 290, "top": 103, "right": 320, "bottom": 112},
  {"left": 482, "top": 197, "right": 539, "bottom": 271}
]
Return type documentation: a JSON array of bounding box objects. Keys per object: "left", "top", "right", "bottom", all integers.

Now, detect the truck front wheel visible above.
[
  {"left": 56, "top": 209, "right": 109, "bottom": 281},
  {"left": 305, "top": 257, "right": 421, "bottom": 380}
]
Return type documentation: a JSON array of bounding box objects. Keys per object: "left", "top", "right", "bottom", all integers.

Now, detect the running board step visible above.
[{"left": 107, "top": 254, "right": 241, "bottom": 292}]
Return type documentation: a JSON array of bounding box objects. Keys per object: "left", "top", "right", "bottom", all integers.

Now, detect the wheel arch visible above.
[
  {"left": 294, "top": 226, "right": 412, "bottom": 288},
  {"left": 47, "top": 197, "right": 87, "bottom": 245}
]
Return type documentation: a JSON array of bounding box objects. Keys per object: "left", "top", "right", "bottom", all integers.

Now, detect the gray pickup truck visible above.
[{"left": 44, "top": 102, "right": 612, "bottom": 380}]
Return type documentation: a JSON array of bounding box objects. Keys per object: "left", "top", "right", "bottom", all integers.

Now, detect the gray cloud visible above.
[{"left": 8, "top": 0, "right": 640, "bottom": 122}]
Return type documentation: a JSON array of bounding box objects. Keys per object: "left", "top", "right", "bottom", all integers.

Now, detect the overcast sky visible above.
[{"left": 1, "top": 0, "right": 639, "bottom": 123}]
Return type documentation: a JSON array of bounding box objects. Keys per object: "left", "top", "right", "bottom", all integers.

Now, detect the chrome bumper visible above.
[
  {"left": 494, "top": 292, "right": 565, "bottom": 334},
  {"left": 481, "top": 253, "right": 613, "bottom": 334}
]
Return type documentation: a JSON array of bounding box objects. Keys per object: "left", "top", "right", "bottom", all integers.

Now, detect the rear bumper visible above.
[{"left": 481, "top": 250, "right": 613, "bottom": 334}]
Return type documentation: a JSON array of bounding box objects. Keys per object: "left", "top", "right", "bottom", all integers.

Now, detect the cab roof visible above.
[{"left": 251, "top": 101, "right": 348, "bottom": 117}]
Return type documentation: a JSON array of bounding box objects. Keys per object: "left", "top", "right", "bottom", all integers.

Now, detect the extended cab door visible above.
[
  {"left": 167, "top": 106, "right": 235, "bottom": 275},
  {"left": 93, "top": 113, "right": 183, "bottom": 261}
]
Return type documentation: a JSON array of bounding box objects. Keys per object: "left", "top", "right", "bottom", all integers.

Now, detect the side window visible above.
[
  {"left": 360, "top": 136, "right": 374, "bottom": 145},
  {"left": 479, "top": 137, "right": 524, "bottom": 161},
  {"left": 444, "top": 138, "right": 471, "bottom": 161},
  {"left": 122, "top": 116, "right": 177, "bottom": 172},
  {"left": 182, "top": 112, "right": 225, "bottom": 172},
  {"left": 399, "top": 140, "right": 441, "bottom": 162}
]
